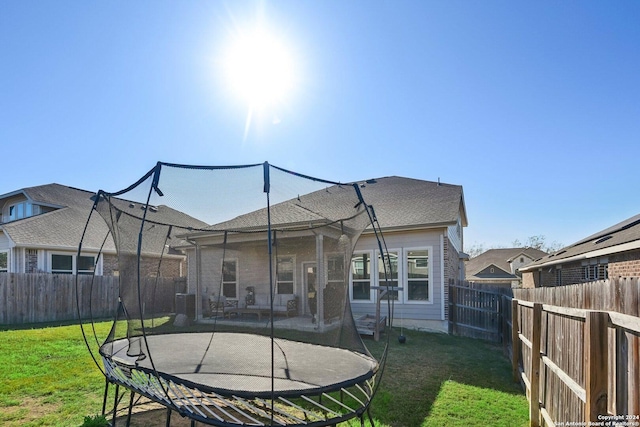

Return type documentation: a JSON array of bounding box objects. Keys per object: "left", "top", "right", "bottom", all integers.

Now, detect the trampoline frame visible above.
[{"left": 101, "top": 351, "right": 379, "bottom": 427}]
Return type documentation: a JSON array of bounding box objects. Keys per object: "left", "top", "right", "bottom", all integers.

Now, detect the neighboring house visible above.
[
  {"left": 182, "top": 176, "right": 468, "bottom": 332},
  {"left": 465, "top": 247, "right": 547, "bottom": 288},
  {"left": 0, "top": 184, "right": 205, "bottom": 277},
  {"left": 520, "top": 213, "right": 640, "bottom": 287}
]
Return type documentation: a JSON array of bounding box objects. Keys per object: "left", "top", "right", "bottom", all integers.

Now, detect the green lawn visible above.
[{"left": 0, "top": 322, "right": 528, "bottom": 427}]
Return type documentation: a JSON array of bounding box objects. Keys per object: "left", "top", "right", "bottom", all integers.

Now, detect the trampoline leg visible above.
[
  {"left": 367, "top": 407, "right": 375, "bottom": 427},
  {"left": 102, "top": 378, "right": 109, "bottom": 417},
  {"left": 126, "top": 391, "right": 135, "bottom": 427},
  {"left": 165, "top": 408, "right": 172, "bottom": 427},
  {"left": 112, "top": 384, "right": 120, "bottom": 427}
]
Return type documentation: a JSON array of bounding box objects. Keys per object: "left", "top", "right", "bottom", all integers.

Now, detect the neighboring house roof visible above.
[
  {"left": 196, "top": 176, "right": 466, "bottom": 233},
  {"left": 520, "top": 213, "right": 640, "bottom": 272},
  {"left": 466, "top": 247, "right": 547, "bottom": 281},
  {"left": 0, "top": 184, "right": 207, "bottom": 254}
]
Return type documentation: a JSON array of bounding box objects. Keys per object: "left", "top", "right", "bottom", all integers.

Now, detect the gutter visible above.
[{"left": 520, "top": 239, "right": 640, "bottom": 272}]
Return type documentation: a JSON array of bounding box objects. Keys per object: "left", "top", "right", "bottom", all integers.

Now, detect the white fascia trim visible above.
[{"left": 520, "top": 240, "right": 640, "bottom": 272}]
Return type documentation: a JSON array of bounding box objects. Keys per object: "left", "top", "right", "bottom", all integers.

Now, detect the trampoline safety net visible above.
[{"left": 77, "top": 162, "right": 392, "bottom": 427}]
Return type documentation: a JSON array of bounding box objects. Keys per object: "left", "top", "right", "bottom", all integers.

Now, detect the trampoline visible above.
[{"left": 77, "top": 162, "right": 393, "bottom": 426}]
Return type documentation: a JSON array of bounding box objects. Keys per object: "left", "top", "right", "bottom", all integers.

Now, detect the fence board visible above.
[
  {"left": 0, "top": 273, "right": 180, "bottom": 325},
  {"left": 512, "top": 278, "right": 640, "bottom": 426},
  {"left": 448, "top": 283, "right": 512, "bottom": 342}
]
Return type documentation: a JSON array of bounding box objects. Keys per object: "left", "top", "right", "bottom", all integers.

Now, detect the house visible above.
[
  {"left": 181, "top": 176, "right": 468, "bottom": 333},
  {"left": 520, "top": 213, "right": 640, "bottom": 287},
  {"left": 0, "top": 184, "right": 205, "bottom": 277},
  {"left": 1, "top": 176, "right": 467, "bottom": 333},
  {"left": 465, "top": 247, "right": 547, "bottom": 288}
]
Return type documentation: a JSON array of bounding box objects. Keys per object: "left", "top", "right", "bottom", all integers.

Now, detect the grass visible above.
[{"left": 0, "top": 321, "right": 528, "bottom": 427}]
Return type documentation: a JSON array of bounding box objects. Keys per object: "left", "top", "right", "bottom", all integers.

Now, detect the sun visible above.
[{"left": 223, "top": 27, "right": 296, "bottom": 112}]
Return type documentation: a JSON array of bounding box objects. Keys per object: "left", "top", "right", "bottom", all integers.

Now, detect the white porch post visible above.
[{"left": 315, "top": 234, "right": 325, "bottom": 327}]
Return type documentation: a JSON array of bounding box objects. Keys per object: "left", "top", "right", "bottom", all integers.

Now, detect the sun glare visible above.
[{"left": 223, "top": 28, "right": 295, "bottom": 111}]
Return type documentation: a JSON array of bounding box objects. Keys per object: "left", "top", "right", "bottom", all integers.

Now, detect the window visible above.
[
  {"left": 378, "top": 251, "right": 399, "bottom": 300},
  {"left": 407, "top": 249, "right": 429, "bottom": 301},
  {"left": 222, "top": 260, "right": 237, "bottom": 298},
  {"left": 77, "top": 256, "right": 96, "bottom": 274},
  {"left": 327, "top": 254, "right": 345, "bottom": 288},
  {"left": 8, "top": 202, "right": 40, "bottom": 221},
  {"left": 276, "top": 256, "right": 294, "bottom": 294},
  {"left": 0, "top": 251, "right": 7, "bottom": 272},
  {"left": 52, "top": 254, "right": 73, "bottom": 274},
  {"left": 51, "top": 254, "right": 95, "bottom": 275},
  {"left": 351, "top": 252, "right": 371, "bottom": 301},
  {"left": 555, "top": 269, "right": 562, "bottom": 286},
  {"left": 582, "top": 263, "right": 608, "bottom": 281}
]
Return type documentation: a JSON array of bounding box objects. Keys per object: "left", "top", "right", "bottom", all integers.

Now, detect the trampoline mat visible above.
[{"left": 101, "top": 332, "right": 378, "bottom": 396}]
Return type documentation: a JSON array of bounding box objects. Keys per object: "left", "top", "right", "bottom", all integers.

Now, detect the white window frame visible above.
[
  {"left": 276, "top": 255, "right": 295, "bottom": 295},
  {"left": 50, "top": 252, "right": 99, "bottom": 275},
  {"left": 376, "top": 249, "right": 401, "bottom": 303},
  {"left": 221, "top": 258, "right": 239, "bottom": 299},
  {"left": 350, "top": 250, "right": 374, "bottom": 303},
  {"left": 404, "top": 247, "right": 433, "bottom": 304}
]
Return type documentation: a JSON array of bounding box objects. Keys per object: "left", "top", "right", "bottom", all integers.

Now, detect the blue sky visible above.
[{"left": 1, "top": 1, "right": 639, "bottom": 250}]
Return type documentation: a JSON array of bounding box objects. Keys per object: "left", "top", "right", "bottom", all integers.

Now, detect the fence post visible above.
[
  {"left": 448, "top": 285, "right": 457, "bottom": 335},
  {"left": 530, "top": 302, "right": 542, "bottom": 427},
  {"left": 511, "top": 298, "right": 520, "bottom": 382},
  {"left": 585, "top": 310, "right": 609, "bottom": 423},
  {"left": 501, "top": 295, "right": 508, "bottom": 352}
]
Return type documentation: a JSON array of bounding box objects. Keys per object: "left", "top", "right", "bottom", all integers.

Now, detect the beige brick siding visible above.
[{"left": 608, "top": 250, "right": 640, "bottom": 277}]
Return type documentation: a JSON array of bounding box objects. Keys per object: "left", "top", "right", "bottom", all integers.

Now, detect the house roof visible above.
[
  {"left": 0, "top": 184, "right": 207, "bottom": 253},
  {"left": 197, "top": 176, "right": 466, "bottom": 233},
  {"left": 357, "top": 176, "right": 467, "bottom": 230},
  {"left": 465, "top": 247, "right": 547, "bottom": 281},
  {"left": 520, "top": 213, "right": 640, "bottom": 272}
]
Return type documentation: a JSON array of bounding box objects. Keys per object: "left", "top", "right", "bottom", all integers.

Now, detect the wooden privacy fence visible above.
[
  {"left": 448, "top": 283, "right": 513, "bottom": 343},
  {"left": 0, "top": 273, "right": 181, "bottom": 325},
  {"left": 512, "top": 278, "right": 640, "bottom": 426}
]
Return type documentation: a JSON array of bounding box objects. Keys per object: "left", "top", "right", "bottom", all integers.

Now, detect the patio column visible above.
[{"left": 315, "top": 234, "right": 325, "bottom": 326}]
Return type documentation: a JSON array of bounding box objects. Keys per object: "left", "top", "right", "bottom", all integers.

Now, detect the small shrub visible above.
[{"left": 79, "top": 414, "right": 109, "bottom": 427}]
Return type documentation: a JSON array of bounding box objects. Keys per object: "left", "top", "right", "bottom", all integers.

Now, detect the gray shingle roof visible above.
[
  {"left": 357, "top": 176, "right": 466, "bottom": 230},
  {"left": 521, "top": 213, "right": 640, "bottom": 271},
  {"left": 465, "top": 247, "right": 547, "bottom": 280},
  {"left": 1, "top": 184, "right": 207, "bottom": 252},
  {"left": 205, "top": 176, "right": 465, "bottom": 232}
]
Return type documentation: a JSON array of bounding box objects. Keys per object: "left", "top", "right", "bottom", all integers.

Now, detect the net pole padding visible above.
[
  {"left": 263, "top": 161, "right": 276, "bottom": 425},
  {"left": 351, "top": 182, "right": 394, "bottom": 403},
  {"left": 76, "top": 195, "right": 110, "bottom": 376},
  {"left": 133, "top": 165, "right": 174, "bottom": 405}
]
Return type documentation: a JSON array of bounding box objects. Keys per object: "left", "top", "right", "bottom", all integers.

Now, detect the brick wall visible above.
[
  {"left": 608, "top": 250, "right": 640, "bottom": 277},
  {"left": 26, "top": 249, "right": 38, "bottom": 273},
  {"left": 522, "top": 248, "right": 640, "bottom": 287}
]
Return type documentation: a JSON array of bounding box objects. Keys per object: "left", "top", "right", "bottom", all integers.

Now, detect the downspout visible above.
[{"left": 441, "top": 232, "right": 445, "bottom": 321}]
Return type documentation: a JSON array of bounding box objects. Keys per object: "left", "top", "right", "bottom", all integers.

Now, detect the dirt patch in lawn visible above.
[{"left": 0, "top": 396, "right": 61, "bottom": 426}]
